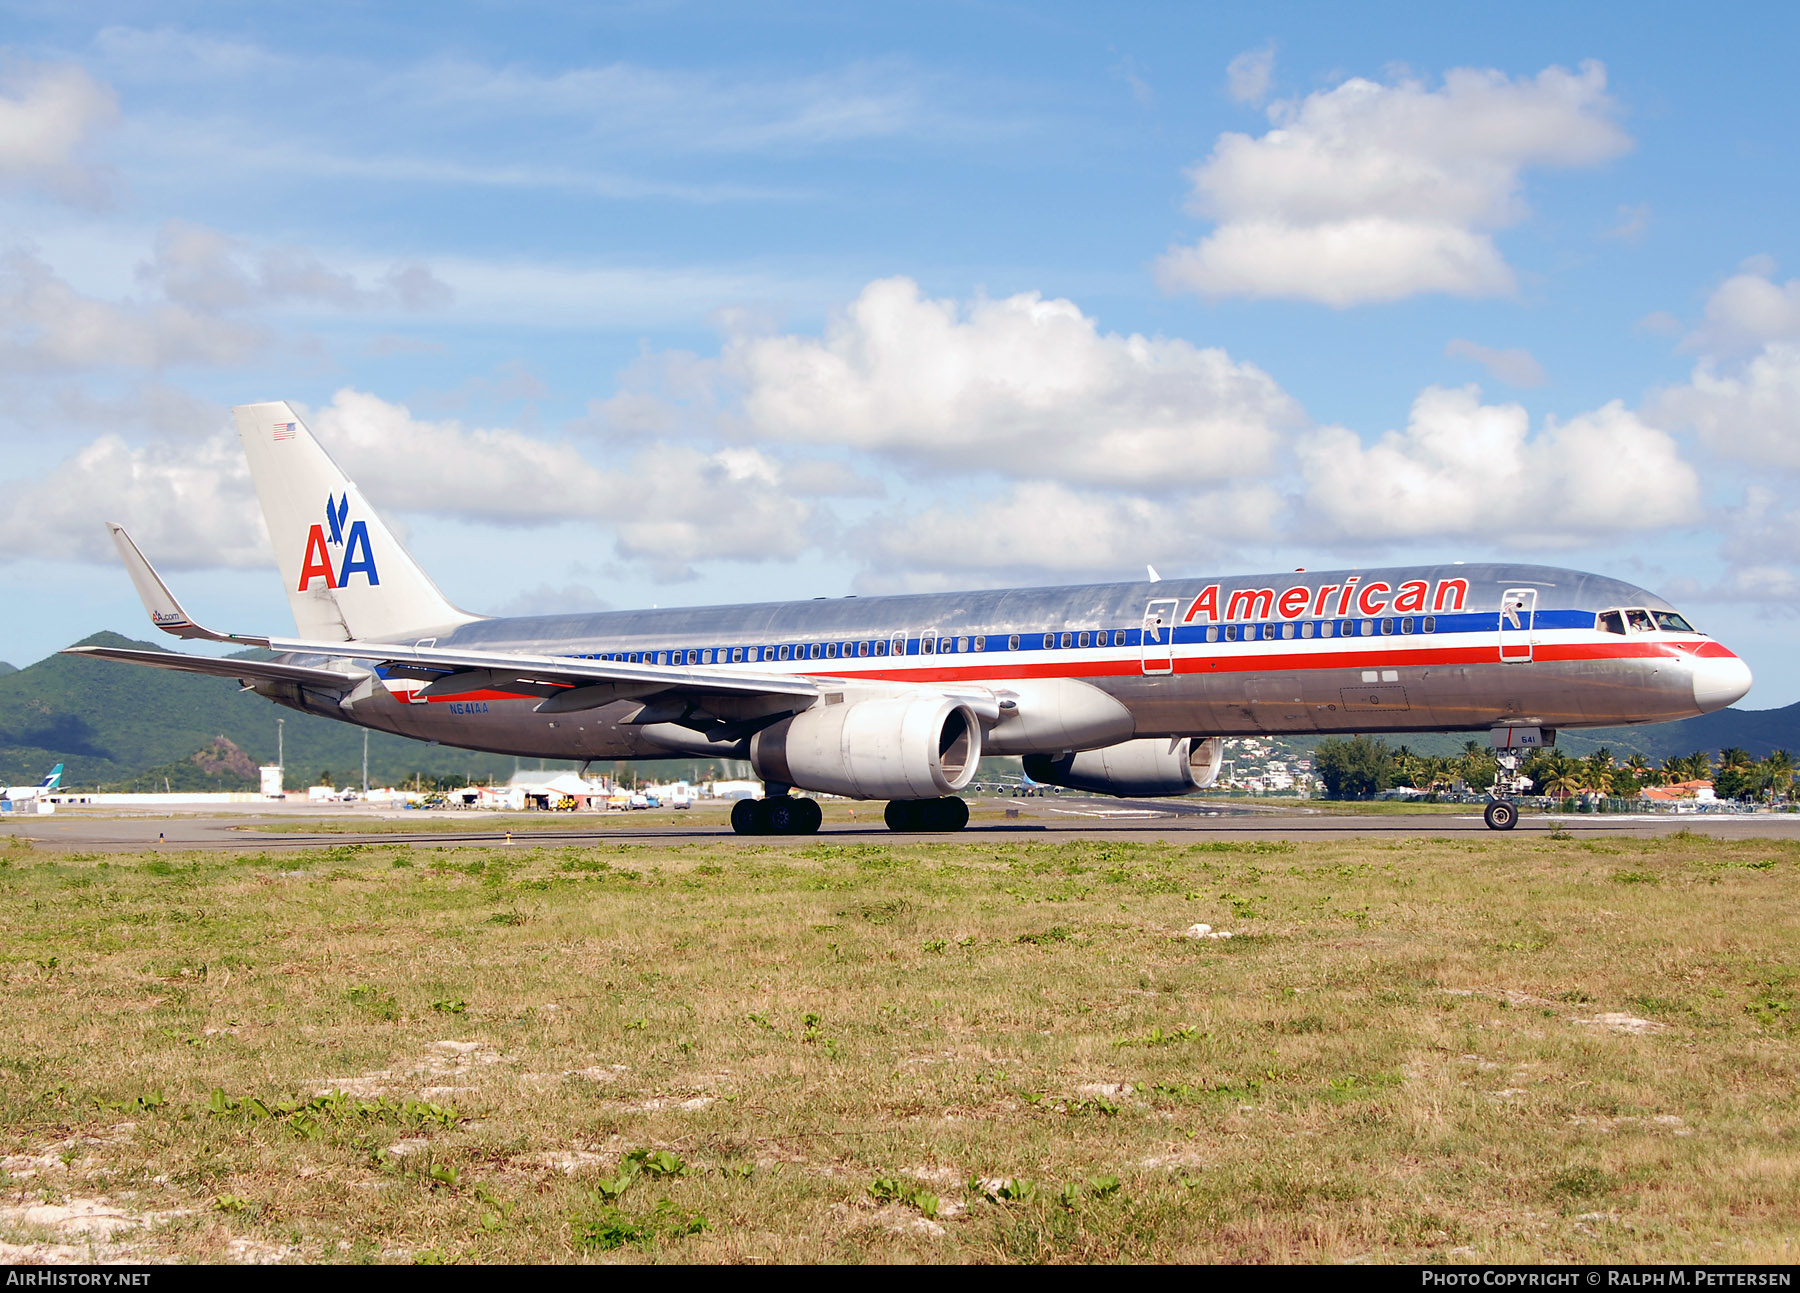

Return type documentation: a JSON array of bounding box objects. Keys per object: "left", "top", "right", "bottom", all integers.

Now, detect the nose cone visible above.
[{"left": 1693, "top": 651, "right": 1754, "bottom": 713}]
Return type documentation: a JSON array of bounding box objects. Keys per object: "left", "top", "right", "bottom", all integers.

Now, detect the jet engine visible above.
[
  {"left": 1023, "top": 737, "right": 1222, "bottom": 798},
  {"left": 749, "top": 695, "right": 981, "bottom": 800}
]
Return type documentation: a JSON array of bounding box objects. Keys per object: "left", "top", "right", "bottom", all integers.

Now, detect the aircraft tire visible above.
[
  {"left": 764, "top": 796, "right": 812, "bottom": 835},
  {"left": 730, "top": 798, "right": 761, "bottom": 835},
  {"left": 1483, "top": 799, "right": 1518, "bottom": 831},
  {"left": 935, "top": 797, "right": 969, "bottom": 831}
]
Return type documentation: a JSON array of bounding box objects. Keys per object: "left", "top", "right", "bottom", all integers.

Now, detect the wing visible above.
[{"left": 266, "top": 635, "right": 822, "bottom": 713}]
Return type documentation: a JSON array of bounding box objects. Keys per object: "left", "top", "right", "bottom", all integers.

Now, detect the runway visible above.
[{"left": 7, "top": 798, "right": 1799, "bottom": 852}]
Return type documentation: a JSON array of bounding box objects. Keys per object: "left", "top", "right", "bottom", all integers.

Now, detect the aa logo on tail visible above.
[{"left": 297, "top": 493, "right": 380, "bottom": 591}]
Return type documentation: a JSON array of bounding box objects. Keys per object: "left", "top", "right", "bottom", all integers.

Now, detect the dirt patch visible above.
[
  {"left": 315, "top": 1039, "right": 505, "bottom": 1097},
  {"left": 1571, "top": 1013, "right": 1666, "bottom": 1035}
]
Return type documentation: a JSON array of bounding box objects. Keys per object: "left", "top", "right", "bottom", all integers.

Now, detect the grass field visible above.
[{"left": 1, "top": 826, "right": 1797, "bottom": 1264}]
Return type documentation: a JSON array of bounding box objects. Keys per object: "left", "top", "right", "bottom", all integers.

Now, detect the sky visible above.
[{"left": 2, "top": 2, "right": 1799, "bottom": 704}]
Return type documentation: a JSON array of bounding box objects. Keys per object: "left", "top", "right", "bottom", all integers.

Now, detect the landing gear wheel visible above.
[
  {"left": 1484, "top": 799, "right": 1518, "bottom": 831},
  {"left": 730, "top": 798, "right": 760, "bottom": 835},
  {"left": 764, "top": 797, "right": 821, "bottom": 835},
  {"left": 884, "top": 797, "right": 969, "bottom": 832}
]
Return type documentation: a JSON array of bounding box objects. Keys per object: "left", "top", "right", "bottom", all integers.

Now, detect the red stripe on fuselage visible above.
[{"left": 405, "top": 636, "right": 1721, "bottom": 705}]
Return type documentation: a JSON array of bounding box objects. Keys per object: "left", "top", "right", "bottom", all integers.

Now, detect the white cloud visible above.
[
  {"left": 725, "top": 277, "right": 1304, "bottom": 489},
  {"left": 1605, "top": 203, "right": 1650, "bottom": 243},
  {"left": 312, "top": 390, "right": 826, "bottom": 580},
  {"left": 0, "top": 57, "right": 119, "bottom": 205},
  {"left": 1445, "top": 338, "right": 1546, "bottom": 387},
  {"left": 1160, "top": 61, "right": 1630, "bottom": 305},
  {"left": 495, "top": 583, "right": 611, "bottom": 617},
  {"left": 0, "top": 247, "right": 263, "bottom": 370},
  {"left": 0, "top": 432, "right": 265, "bottom": 568},
  {"left": 139, "top": 221, "right": 454, "bottom": 313},
  {"left": 1650, "top": 342, "right": 1800, "bottom": 469},
  {"left": 1225, "top": 44, "right": 1275, "bottom": 106},
  {"left": 1681, "top": 259, "right": 1800, "bottom": 354},
  {"left": 849, "top": 481, "right": 1281, "bottom": 590},
  {"left": 1297, "top": 385, "right": 1700, "bottom": 543}
]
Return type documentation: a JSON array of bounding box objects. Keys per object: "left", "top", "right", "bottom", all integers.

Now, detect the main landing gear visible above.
[
  {"left": 730, "top": 795, "right": 823, "bottom": 836},
  {"left": 883, "top": 797, "right": 970, "bottom": 832}
]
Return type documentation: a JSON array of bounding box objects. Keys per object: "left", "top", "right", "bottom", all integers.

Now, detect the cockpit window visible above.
[
  {"left": 1597, "top": 611, "right": 1626, "bottom": 635},
  {"left": 1654, "top": 610, "right": 1697, "bottom": 633},
  {"left": 1625, "top": 608, "right": 1656, "bottom": 633}
]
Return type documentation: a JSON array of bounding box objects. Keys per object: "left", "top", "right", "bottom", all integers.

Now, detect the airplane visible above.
[
  {"left": 1, "top": 763, "right": 63, "bottom": 804},
  {"left": 67, "top": 402, "right": 1753, "bottom": 835}
]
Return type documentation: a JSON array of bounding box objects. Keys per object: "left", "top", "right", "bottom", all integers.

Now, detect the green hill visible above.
[
  {"left": 0, "top": 633, "right": 540, "bottom": 790},
  {"left": 0, "top": 633, "right": 750, "bottom": 791}
]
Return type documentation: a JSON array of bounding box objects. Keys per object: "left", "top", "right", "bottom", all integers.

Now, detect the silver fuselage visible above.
[{"left": 259, "top": 561, "right": 1750, "bottom": 763}]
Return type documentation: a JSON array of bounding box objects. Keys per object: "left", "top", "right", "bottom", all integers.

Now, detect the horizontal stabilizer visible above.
[{"left": 62, "top": 645, "right": 362, "bottom": 691}]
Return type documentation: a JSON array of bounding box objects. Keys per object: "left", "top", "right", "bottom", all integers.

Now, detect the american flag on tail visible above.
[{"left": 272, "top": 422, "right": 296, "bottom": 441}]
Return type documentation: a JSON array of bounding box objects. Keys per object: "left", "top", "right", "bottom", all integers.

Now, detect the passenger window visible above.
[
  {"left": 1401, "top": 617, "right": 1413, "bottom": 634},
  {"left": 1042, "top": 633, "right": 1054, "bottom": 649},
  {"left": 1321, "top": 622, "right": 1334, "bottom": 638},
  {"left": 810, "top": 644, "right": 822, "bottom": 659},
  {"left": 1626, "top": 608, "right": 1655, "bottom": 633},
  {"left": 958, "top": 637, "right": 969, "bottom": 652},
  {"left": 1281, "top": 623, "right": 1294, "bottom": 640},
  {"left": 1206, "top": 626, "right": 1218, "bottom": 643},
  {"left": 778, "top": 645, "right": 790, "bottom": 660},
  {"left": 1245, "top": 625, "right": 1259, "bottom": 642},
  {"left": 973, "top": 636, "right": 985, "bottom": 651},
  {"left": 1381, "top": 619, "right": 1393, "bottom": 635},
  {"left": 1301, "top": 622, "right": 1314, "bottom": 639},
  {"left": 1361, "top": 620, "right": 1375, "bottom": 636},
  {"left": 656, "top": 652, "right": 667, "bottom": 665},
  {"left": 825, "top": 643, "right": 837, "bottom": 658},
  {"left": 1225, "top": 625, "right": 1238, "bottom": 642},
  {"left": 922, "top": 638, "right": 935, "bottom": 655},
  {"left": 1423, "top": 616, "right": 1436, "bottom": 633},
  {"left": 1078, "top": 632, "right": 1090, "bottom": 648},
  {"left": 875, "top": 641, "right": 886, "bottom": 656},
  {"left": 1008, "top": 634, "right": 1020, "bottom": 651},
  {"left": 732, "top": 648, "right": 742, "bottom": 662},
  {"left": 1060, "top": 632, "right": 1072, "bottom": 648}
]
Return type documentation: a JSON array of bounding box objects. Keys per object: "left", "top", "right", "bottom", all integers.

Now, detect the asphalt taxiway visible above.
[{"left": 6, "top": 799, "right": 1799, "bottom": 852}]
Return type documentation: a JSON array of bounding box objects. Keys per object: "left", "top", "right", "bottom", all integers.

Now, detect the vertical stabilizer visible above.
[{"left": 233, "top": 402, "right": 481, "bottom": 643}]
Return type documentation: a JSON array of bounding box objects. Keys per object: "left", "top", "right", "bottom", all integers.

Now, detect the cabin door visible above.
[
  {"left": 1141, "top": 599, "right": 1179, "bottom": 675},
  {"left": 1498, "top": 588, "right": 1537, "bottom": 664}
]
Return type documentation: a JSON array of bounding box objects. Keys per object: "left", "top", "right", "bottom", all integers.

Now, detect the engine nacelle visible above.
[
  {"left": 750, "top": 695, "right": 981, "bottom": 800},
  {"left": 1023, "top": 737, "right": 1222, "bottom": 798}
]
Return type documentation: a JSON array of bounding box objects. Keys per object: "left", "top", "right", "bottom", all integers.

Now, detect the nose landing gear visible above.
[
  {"left": 1484, "top": 747, "right": 1527, "bottom": 831},
  {"left": 730, "top": 795, "right": 823, "bottom": 835},
  {"left": 883, "top": 797, "right": 970, "bottom": 832}
]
